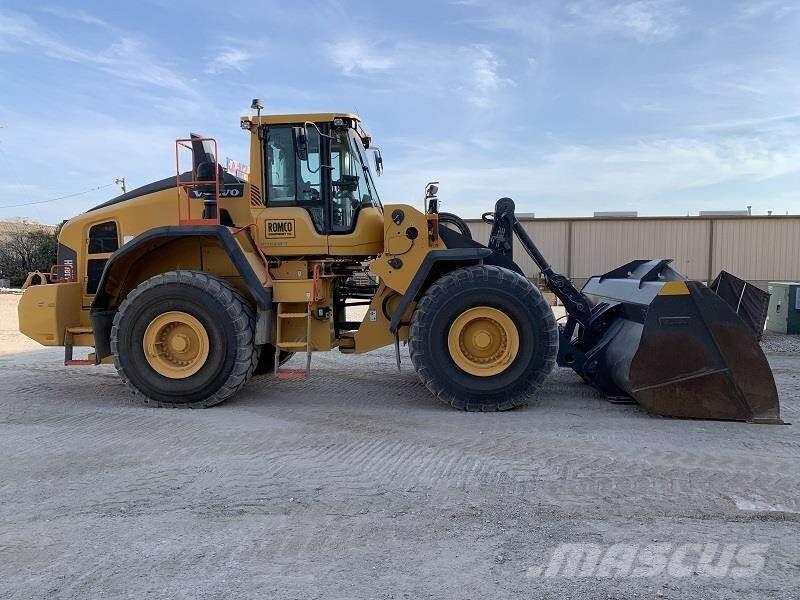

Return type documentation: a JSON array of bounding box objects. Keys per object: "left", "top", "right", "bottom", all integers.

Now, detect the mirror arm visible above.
[
  {"left": 303, "top": 121, "right": 334, "bottom": 140},
  {"left": 294, "top": 122, "right": 334, "bottom": 174}
]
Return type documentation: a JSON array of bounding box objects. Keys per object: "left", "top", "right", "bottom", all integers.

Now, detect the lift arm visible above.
[{"left": 484, "top": 197, "right": 592, "bottom": 328}]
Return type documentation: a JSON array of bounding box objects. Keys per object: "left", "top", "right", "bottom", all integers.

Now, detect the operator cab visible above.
[
  {"left": 242, "top": 111, "right": 385, "bottom": 257},
  {"left": 294, "top": 119, "right": 382, "bottom": 234}
]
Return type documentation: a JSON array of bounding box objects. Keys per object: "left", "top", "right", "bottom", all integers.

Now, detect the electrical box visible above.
[{"left": 766, "top": 282, "right": 800, "bottom": 335}]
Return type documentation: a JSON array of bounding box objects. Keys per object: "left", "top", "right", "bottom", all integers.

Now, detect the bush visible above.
[{"left": 0, "top": 229, "right": 58, "bottom": 287}]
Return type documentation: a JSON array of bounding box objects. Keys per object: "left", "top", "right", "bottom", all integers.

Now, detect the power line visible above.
[{"left": 0, "top": 182, "right": 118, "bottom": 210}]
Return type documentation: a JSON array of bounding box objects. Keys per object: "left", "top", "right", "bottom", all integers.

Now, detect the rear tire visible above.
[
  {"left": 409, "top": 265, "right": 558, "bottom": 411},
  {"left": 110, "top": 271, "right": 258, "bottom": 408}
]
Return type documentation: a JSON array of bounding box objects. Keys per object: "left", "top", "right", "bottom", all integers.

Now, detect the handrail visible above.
[{"left": 174, "top": 137, "right": 221, "bottom": 226}]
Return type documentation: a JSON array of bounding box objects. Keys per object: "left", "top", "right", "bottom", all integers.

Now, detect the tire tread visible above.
[
  {"left": 110, "top": 270, "right": 258, "bottom": 409},
  {"left": 409, "top": 264, "right": 558, "bottom": 411}
]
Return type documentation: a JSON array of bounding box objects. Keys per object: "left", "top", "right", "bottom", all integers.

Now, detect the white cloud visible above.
[
  {"left": 568, "top": 0, "right": 685, "bottom": 42},
  {"left": 468, "top": 45, "right": 515, "bottom": 107},
  {"left": 325, "top": 39, "right": 513, "bottom": 109},
  {"left": 0, "top": 12, "right": 193, "bottom": 94},
  {"left": 0, "top": 113, "right": 183, "bottom": 221},
  {"left": 40, "top": 6, "right": 109, "bottom": 28},
  {"left": 0, "top": 183, "right": 39, "bottom": 194},
  {"left": 379, "top": 129, "right": 800, "bottom": 216},
  {"left": 102, "top": 38, "right": 194, "bottom": 93},
  {"left": 0, "top": 12, "right": 86, "bottom": 60},
  {"left": 693, "top": 113, "right": 800, "bottom": 133},
  {"left": 453, "top": 1, "right": 555, "bottom": 43},
  {"left": 737, "top": 0, "right": 800, "bottom": 21},
  {"left": 206, "top": 47, "right": 253, "bottom": 75},
  {"left": 325, "top": 40, "right": 395, "bottom": 75}
]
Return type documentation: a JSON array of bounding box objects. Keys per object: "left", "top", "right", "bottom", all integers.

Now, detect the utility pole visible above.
[{"left": 115, "top": 177, "right": 127, "bottom": 194}]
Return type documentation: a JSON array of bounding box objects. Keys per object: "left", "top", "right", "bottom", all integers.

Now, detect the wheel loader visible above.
[{"left": 17, "top": 106, "right": 782, "bottom": 422}]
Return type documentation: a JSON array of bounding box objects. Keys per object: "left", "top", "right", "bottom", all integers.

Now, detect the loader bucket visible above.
[{"left": 567, "top": 260, "right": 782, "bottom": 424}]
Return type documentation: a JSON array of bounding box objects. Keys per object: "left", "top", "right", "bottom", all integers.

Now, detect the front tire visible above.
[
  {"left": 409, "top": 265, "right": 558, "bottom": 411},
  {"left": 110, "top": 271, "right": 258, "bottom": 408}
]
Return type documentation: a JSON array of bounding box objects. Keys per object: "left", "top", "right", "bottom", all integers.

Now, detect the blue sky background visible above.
[{"left": 1, "top": 0, "right": 799, "bottom": 223}]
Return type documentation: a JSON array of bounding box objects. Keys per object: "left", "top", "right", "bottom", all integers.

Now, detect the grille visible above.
[{"left": 250, "top": 184, "right": 264, "bottom": 207}]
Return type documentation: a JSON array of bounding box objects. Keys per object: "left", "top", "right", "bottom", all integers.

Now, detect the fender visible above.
[
  {"left": 90, "top": 225, "right": 271, "bottom": 359},
  {"left": 388, "top": 247, "right": 492, "bottom": 333}
]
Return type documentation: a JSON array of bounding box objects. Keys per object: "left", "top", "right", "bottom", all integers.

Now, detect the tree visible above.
[{"left": 0, "top": 228, "right": 58, "bottom": 287}]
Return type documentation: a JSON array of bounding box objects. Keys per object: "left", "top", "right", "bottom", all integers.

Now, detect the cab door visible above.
[
  {"left": 258, "top": 124, "right": 328, "bottom": 256},
  {"left": 327, "top": 127, "right": 384, "bottom": 256}
]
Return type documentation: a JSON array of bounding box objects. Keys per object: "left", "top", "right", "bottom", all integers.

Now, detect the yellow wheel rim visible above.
[
  {"left": 448, "top": 306, "right": 520, "bottom": 377},
  {"left": 143, "top": 311, "right": 210, "bottom": 379}
]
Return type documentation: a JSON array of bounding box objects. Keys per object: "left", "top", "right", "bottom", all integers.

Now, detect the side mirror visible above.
[
  {"left": 372, "top": 147, "right": 384, "bottom": 176},
  {"left": 424, "top": 181, "right": 440, "bottom": 213},
  {"left": 292, "top": 126, "right": 308, "bottom": 161}
]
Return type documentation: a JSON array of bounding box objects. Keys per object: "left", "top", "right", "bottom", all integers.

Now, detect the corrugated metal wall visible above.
[
  {"left": 466, "top": 219, "right": 570, "bottom": 276},
  {"left": 569, "top": 219, "right": 710, "bottom": 281},
  {"left": 464, "top": 216, "right": 800, "bottom": 289},
  {"left": 713, "top": 219, "right": 800, "bottom": 284}
]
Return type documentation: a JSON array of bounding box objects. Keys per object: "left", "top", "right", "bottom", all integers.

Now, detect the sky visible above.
[{"left": 0, "top": 0, "right": 799, "bottom": 224}]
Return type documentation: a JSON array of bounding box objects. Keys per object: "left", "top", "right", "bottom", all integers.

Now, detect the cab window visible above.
[
  {"left": 266, "top": 126, "right": 324, "bottom": 231},
  {"left": 88, "top": 221, "right": 118, "bottom": 254},
  {"left": 330, "top": 130, "right": 381, "bottom": 233},
  {"left": 86, "top": 221, "right": 118, "bottom": 294}
]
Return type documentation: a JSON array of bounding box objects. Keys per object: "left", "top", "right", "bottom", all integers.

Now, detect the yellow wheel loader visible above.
[{"left": 17, "top": 107, "right": 782, "bottom": 422}]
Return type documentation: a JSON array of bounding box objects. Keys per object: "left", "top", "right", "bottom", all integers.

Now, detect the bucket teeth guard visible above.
[{"left": 565, "top": 260, "right": 782, "bottom": 424}]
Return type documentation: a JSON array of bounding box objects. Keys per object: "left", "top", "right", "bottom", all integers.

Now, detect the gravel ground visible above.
[
  {"left": 761, "top": 330, "right": 800, "bottom": 353},
  {"left": 1, "top": 295, "right": 799, "bottom": 599}
]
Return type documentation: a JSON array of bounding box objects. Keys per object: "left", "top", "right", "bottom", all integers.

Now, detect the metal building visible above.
[{"left": 464, "top": 214, "right": 800, "bottom": 290}]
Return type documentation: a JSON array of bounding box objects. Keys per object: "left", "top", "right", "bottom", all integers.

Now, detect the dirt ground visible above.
[
  {"left": 0, "top": 294, "right": 40, "bottom": 355},
  {"left": 0, "top": 295, "right": 798, "bottom": 599}
]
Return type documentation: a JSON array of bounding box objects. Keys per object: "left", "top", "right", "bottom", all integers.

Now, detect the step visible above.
[
  {"left": 278, "top": 312, "right": 310, "bottom": 319},
  {"left": 65, "top": 359, "right": 95, "bottom": 367},
  {"left": 338, "top": 335, "right": 356, "bottom": 354},
  {"left": 66, "top": 327, "right": 93, "bottom": 334},
  {"left": 276, "top": 369, "right": 308, "bottom": 380},
  {"left": 277, "top": 341, "right": 310, "bottom": 349}
]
